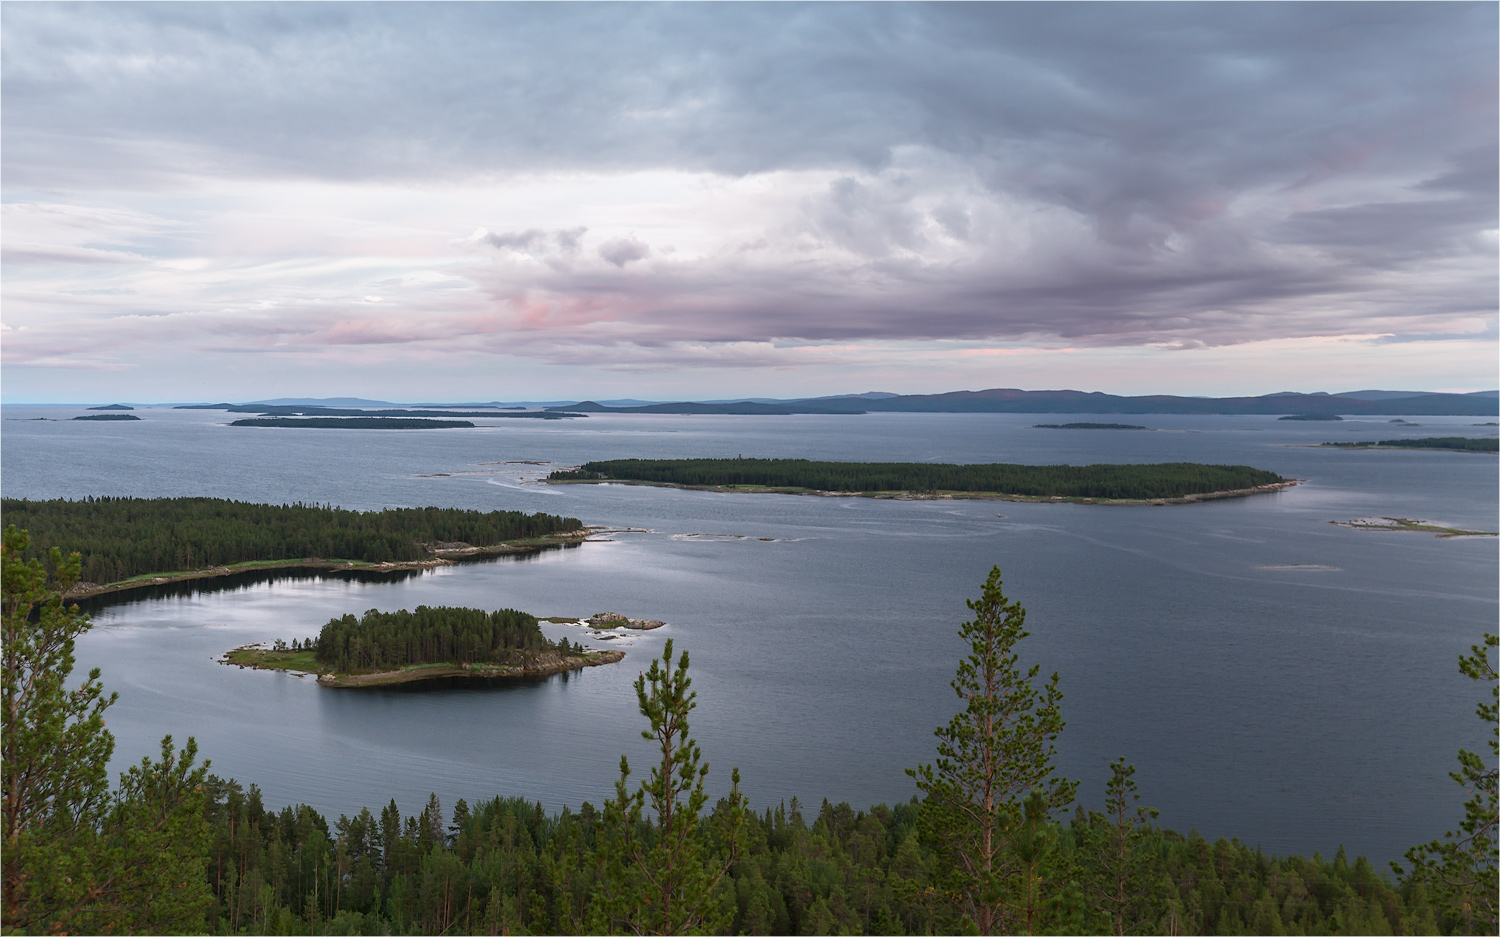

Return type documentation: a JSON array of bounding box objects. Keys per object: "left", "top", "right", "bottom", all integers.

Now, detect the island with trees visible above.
[
  {"left": 549, "top": 458, "right": 1293, "bottom": 504},
  {"left": 1031, "top": 422, "right": 1151, "bottom": 430},
  {"left": 70, "top": 413, "right": 141, "bottom": 421},
  {"left": 229, "top": 417, "right": 476, "bottom": 429},
  {"left": 0, "top": 497, "right": 587, "bottom": 598},
  {"left": 1320, "top": 437, "right": 1498, "bottom": 453},
  {"left": 222, "top": 605, "right": 624, "bottom": 687}
]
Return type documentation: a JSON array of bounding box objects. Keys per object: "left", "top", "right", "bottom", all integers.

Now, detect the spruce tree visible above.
[
  {"left": 591, "top": 638, "right": 745, "bottom": 935},
  {"left": 909, "top": 565, "right": 1077, "bottom": 935}
]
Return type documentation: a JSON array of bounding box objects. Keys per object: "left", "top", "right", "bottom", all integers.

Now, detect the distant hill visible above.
[
  {"left": 795, "top": 388, "right": 1497, "bottom": 416},
  {"left": 171, "top": 388, "right": 1500, "bottom": 417},
  {"left": 545, "top": 400, "right": 858, "bottom": 415}
]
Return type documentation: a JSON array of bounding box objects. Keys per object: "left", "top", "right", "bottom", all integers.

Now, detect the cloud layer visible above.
[{"left": 2, "top": 3, "right": 1495, "bottom": 397}]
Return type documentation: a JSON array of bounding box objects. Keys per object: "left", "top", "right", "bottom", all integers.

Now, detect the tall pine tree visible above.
[
  {"left": 591, "top": 639, "right": 745, "bottom": 935},
  {"left": 909, "top": 566, "right": 1077, "bottom": 935}
]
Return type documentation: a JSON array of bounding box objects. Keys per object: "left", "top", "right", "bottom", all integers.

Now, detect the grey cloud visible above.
[
  {"left": 2, "top": 3, "right": 1494, "bottom": 353},
  {"left": 483, "top": 229, "right": 549, "bottom": 253},
  {"left": 482, "top": 227, "right": 588, "bottom": 257},
  {"left": 598, "top": 237, "right": 650, "bottom": 268},
  {"left": 807, "top": 177, "right": 926, "bottom": 257}
]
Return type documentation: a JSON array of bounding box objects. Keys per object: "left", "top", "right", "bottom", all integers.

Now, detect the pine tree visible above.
[
  {"left": 2, "top": 526, "right": 213, "bottom": 933},
  {"left": 591, "top": 638, "right": 745, "bottom": 934},
  {"left": 2, "top": 525, "right": 117, "bottom": 929},
  {"left": 1394, "top": 632, "right": 1497, "bottom": 935},
  {"left": 908, "top": 565, "right": 1077, "bottom": 935},
  {"left": 1076, "top": 758, "right": 1161, "bottom": 935}
]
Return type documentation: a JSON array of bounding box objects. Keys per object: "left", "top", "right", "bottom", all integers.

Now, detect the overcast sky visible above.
[{"left": 3, "top": 2, "right": 1495, "bottom": 402}]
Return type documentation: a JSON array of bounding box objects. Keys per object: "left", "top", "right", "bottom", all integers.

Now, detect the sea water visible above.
[{"left": 2, "top": 406, "right": 1495, "bottom": 864}]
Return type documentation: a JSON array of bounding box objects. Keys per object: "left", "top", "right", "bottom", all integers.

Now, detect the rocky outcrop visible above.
[{"left": 587, "top": 612, "right": 665, "bottom": 630}]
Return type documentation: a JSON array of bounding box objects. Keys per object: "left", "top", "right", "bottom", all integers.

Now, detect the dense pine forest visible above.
[
  {"left": 1322, "top": 437, "right": 1499, "bottom": 452},
  {"left": 191, "top": 782, "right": 1435, "bottom": 936},
  {"left": 1, "top": 498, "right": 583, "bottom": 585},
  {"left": 313, "top": 606, "right": 555, "bottom": 673},
  {"left": 549, "top": 458, "right": 1286, "bottom": 500}
]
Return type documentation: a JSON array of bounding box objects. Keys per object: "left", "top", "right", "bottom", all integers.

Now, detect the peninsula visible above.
[
  {"left": 548, "top": 458, "right": 1293, "bottom": 504},
  {"left": 2, "top": 497, "right": 587, "bottom": 598},
  {"left": 222, "top": 605, "right": 626, "bottom": 687}
]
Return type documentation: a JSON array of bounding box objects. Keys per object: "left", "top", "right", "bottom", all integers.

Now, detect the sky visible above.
[{"left": 2, "top": 2, "right": 1496, "bottom": 403}]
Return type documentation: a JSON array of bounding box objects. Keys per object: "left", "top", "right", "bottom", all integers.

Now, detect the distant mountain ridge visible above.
[
  {"left": 158, "top": 388, "right": 1498, "bottom": 416},
  {"left": 801, "top": 388, "right": 1497, "bottom": 416},
  {"left": 547, "top": 389, "right": 1498, "bottom": 416}
]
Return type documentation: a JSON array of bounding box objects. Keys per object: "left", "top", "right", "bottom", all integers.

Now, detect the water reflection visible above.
[{"left": 74, "top": 541, "right": 581, "bottom": 613}]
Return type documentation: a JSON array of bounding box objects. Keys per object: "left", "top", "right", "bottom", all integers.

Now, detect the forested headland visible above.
[
  {"left": 1321, "top": 437, "right": 1499, "bottom": 453},
  {"left": 1, "top": 498, "right": 584, "bottom": 592},
  {"left": 549, "top": 458, "right": 1289, "bottom": 502},
  {"left": 227, "top": 605, "right": 620, "bottom": 687}
]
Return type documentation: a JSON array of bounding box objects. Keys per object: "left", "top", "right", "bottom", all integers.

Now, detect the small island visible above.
[
  {"left": 222, "top": 606, "right": 625, "bottom": 687},
  {"left": 1031, "top": 422, "right": 1150, "bottom": 430},
  {"left": 72, "top": 413, "right": 141, "bottom": 421},
  {"left": 548, "top": 458, "right": 1293, "bottom": 504},
  {"left": 1320, "top": 437, "right": 1497, "bottom": 453},
  {"left": 1279, "top": 413, "right": 1343, "bottom": 421},
  {"left": 230, "top": 417, "right": 475, "bottom": 429},
  {"left": 1331, "top": 517, "right": 1496, "bottom": 538},
  {"left": 87, "top": 403, "right": 134, "bottom": 411}
]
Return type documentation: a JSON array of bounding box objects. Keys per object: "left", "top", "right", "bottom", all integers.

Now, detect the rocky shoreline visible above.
[{"left": 221, "top": 644, "right": 626, "bottom": 688}]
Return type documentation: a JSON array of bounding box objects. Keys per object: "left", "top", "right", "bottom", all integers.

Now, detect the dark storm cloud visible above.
[{"left": 3, "top": 2, "right": 1495, "bottom": 352}]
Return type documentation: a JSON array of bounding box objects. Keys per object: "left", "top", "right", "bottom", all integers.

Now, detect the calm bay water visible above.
[{"left": 2, "top": 405, "right": 1496, "bottom": 865}]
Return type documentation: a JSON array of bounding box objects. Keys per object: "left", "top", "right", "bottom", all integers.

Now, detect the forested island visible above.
[
  {"left": 224, "top": 606, "right": 623, "bottom": 687},
  {"left": 549, "top": 458, "right": 1291, "bottom": 503},
  {"left": 1, "top": 497, "right": 585, "bottom": 596},
  {"left": 71, "top": 413, "right": 141, "bottom": 421},
  {"left": 185, "top": 403, "right": 584, "bottom": 420},
  {"left": 1032, "top": 422, "right": 1150, "bottom": 430},
  {"left": 230, "top": 417, "right": 475, "bottom": 429},
  {"left": 1279, "top": 413, "right": 1343, "bottom": 421},
  {"left": 1321, "top": 437, "right": 1498, "bottom": 453}
]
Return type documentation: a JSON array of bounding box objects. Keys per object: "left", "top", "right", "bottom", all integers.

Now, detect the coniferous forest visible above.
[
  {"left": 548, "top": 459, "right": 1286, "bottom": 500},
  {"left": 313, "top": 606, "right": 553, "bottom": 673},
  {"left": 3, "top": 527, "right": 1495, "bottom": 935},
  {"left": 0, "top": 498, "right": 584, "bottom": 586}
]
